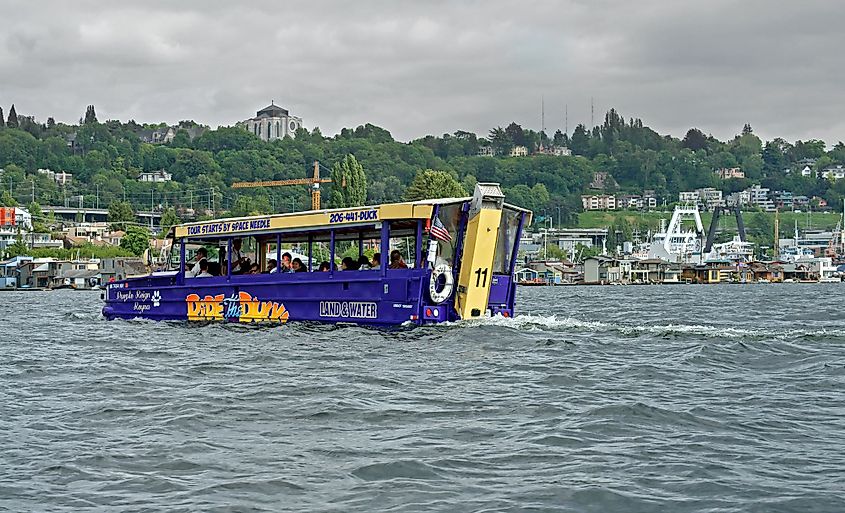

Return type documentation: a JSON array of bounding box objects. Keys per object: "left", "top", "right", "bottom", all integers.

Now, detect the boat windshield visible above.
[{"left": 492, "top": 208, "right": 522, "bottom": 274}]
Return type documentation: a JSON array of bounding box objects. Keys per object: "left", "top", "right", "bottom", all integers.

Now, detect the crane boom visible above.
[
  {"left": 232, "top": 178, "right": 331, "bottom": 188},
  {"left": 230, "top": 161, "right": 332, "bottom": 210}
]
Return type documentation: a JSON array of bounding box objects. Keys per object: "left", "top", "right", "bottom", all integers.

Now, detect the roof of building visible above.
[
  {"left": 257, "top": 103, "right": 289, "bottom": 117},
  {"left": 60, "top": 269, "right": 101, "bottom": 279}
]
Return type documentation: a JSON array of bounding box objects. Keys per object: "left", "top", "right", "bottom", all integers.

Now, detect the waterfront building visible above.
[
  {"left": 239, "top": 102, "right": 303, "bottom": 141},
  {"left": 0, "top": 256, "right": 32, "bottom": 288},
  {"left": 476, "top": 146, "right": 496, "bottom": 157},
  {"left": 584, "top": 256, "right": 623, "bottom": 284}
]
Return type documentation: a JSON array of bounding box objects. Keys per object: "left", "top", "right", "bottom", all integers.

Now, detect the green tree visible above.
[
  {"left": 108, "top": 200, "right": 135, "bottom": 231},
  {"left": 159, "top": 207, "right": 179, "bottom": 236},
  {"left": 4, "top": 228, "right": 29, "bottom": 258},
  {"left": 0, "top": 106, "right": 4, "bottom": 128},
  {"left": 682, "top": 128, "right": 708, "bottom": 151},
  {"left": 83, "top": 105, "right": 97, "bottom": 124},
  {"left": 230, "top": 194, "right": 272, "bottom": 217},
  {"left": 6, "top": 104, "right": 18, "bottom": 128},
  {"left": 488, "top": 127, "right": 512, "bottom": 155},
  {"left": 120, "top": 225, "right": 150, "bottom": 256},
  {"left": 1, "top": 190, "right": 17, "bottom": 206},
  {"left": 328, "top": 154, "right": 367, "bottom": 207},
  {"left": 170, "top": 129, "right": 192, "bottom": 148},
  {"left": 403, "top": 169, "right": 466, "bottom": 201},
  {"left": 570, "top": 124, "right": 590, "bottom": 155},
  {"left": 27, "top": 201, "right": 47, "bottom": 232}
]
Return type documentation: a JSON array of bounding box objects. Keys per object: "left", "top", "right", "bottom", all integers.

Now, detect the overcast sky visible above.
[{"left": 1, "top": 1, "right": 843, "bottom": 145}]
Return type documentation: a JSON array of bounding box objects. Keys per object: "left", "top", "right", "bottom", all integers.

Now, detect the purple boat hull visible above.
[{"left": 102, "top": 269, "right": 516, "bottom": 326}]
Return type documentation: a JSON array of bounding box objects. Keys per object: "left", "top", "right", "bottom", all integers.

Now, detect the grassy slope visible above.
[{"left": 573, "top": 210, "right": 841, "bottom": 232}]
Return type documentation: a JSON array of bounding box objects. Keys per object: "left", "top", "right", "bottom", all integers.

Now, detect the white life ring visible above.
[{"left": 429, "top": 263, "right": 454, "bottom": 304}]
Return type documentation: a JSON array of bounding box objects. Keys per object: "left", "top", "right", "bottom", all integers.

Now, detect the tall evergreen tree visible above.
[
  {"left": 328, "top": 154, "right": 367, "bottom": 208},
  {"left": 0, "top": 106, "right": 4, "bottom": 127},
  {"left": 570, "top": 124, "right": 590, "bottom": 155},
  {"left": 46, "top": 117, "right": 56, "bottom": 129},
  {"left": 83, "top": 105, "right": 97, "bottom": 124},
  {"left": 7, "top": 104, "right": 18, "bottom": 128}
]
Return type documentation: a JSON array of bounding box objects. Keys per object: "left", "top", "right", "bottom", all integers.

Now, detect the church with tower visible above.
[{"left": 239, "top": 102, "right": 303, "bottom": 141}]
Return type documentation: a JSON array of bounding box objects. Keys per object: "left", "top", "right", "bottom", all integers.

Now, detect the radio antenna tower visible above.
[
  {"left": 541, "top": 96, "right": 545, "bottom": 134},
  {"left": 565, "top": 104, "right": 568, "bottom": 135},
  {"left": 591, "top": 97, "right": 595, "bottom": 128}
]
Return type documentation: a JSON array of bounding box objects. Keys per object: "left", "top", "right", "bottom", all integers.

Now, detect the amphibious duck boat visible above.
[{"left": 102, "top": 183, "right": 531, "bottom": 326}]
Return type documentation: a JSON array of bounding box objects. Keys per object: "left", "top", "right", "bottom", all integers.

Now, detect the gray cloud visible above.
[{"left": 1, "top": 0, "right": 843, "bottom": 145}]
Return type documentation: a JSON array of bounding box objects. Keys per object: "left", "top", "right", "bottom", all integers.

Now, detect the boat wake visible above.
[{"left": 460, "top": 313, "right": 839, "bottom": 340}]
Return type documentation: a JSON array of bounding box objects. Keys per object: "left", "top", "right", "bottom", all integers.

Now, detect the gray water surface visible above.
[{"left": 1, "top": 285, "right": 843, "bottom": 512}]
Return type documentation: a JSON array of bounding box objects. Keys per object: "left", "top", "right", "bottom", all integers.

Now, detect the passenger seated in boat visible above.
[
  {"left": 292, "top": 258, "right": 307, "bottom": 272},
  {"left": 267, "top": 259, "right": 277, "bottom": 273},
  {"left": 357, "top": 255, "right": 371, "bottom": 270},
  {"left": 248, "top": 263, "right": 260, "bottom": 274},
  {"left": 371, "top": 253, "right": 381, "bottom": 270},
  {"left": 341, "top": 256, "right": 359, "bottom": 270},
  {"left": 196, "top": 259, "right": 213, "bottom": 278},
  {"left": 318, "top": 261, "right": 331, "bottom": 272},
  {"left": 389, "top": 250, "right": 408, "bottom": 269},
  {"left": 281, "top": 252, "right": 292, "bottom": 272},
  {"left": 187, "top": 247, "right": 208, "bottom": 277}
]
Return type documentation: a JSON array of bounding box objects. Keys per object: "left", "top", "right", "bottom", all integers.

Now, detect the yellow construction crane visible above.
[{"left": 232, "top": 161, "right": 332, "bottom": 210}]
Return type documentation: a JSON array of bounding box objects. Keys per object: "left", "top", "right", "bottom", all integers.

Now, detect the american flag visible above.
[{"left": 430, "top": 216, "right": 452, "bottom": 242}]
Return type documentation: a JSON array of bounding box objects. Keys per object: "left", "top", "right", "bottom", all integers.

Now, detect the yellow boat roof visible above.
[{"left": 174, "top": 197, "right": 531, "bottom": 239}]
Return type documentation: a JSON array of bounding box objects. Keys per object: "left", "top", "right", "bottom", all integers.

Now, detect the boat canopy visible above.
[{"left": 173, "top": 197, "right": 531, "bottom": 240}]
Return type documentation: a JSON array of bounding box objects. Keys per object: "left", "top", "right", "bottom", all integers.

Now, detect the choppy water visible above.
[{"left": 1, "top": 285, "right": 844, "bottom": 512}]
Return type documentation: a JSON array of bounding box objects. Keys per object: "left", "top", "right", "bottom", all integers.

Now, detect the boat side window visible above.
[
  {"left": 386, "top": 220, "right": 418, "bottom": 269},
  {"left": 492, "top": 209, "right": 521, "bottom": 274},
  {"left": 431, "top": 204, "right": 461, "bottom": 269}
]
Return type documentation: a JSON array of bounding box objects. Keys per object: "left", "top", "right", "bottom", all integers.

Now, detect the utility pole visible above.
[
  {"left": 96, "top": 183, "right": 100, "bottom": 209},
  {"left": 31, "top": 178, "right": 35, "bottom": 204},
  {"left": 591, "top": 97, "right": 595, "bottom": 128},
  {"left": 189, "top": 189, "right": 193, "bottom": 211}
]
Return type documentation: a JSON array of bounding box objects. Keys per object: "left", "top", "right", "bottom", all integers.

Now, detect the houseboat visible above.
[{"left": 102, "top": 183, "right": 531, "bottom": 326}]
